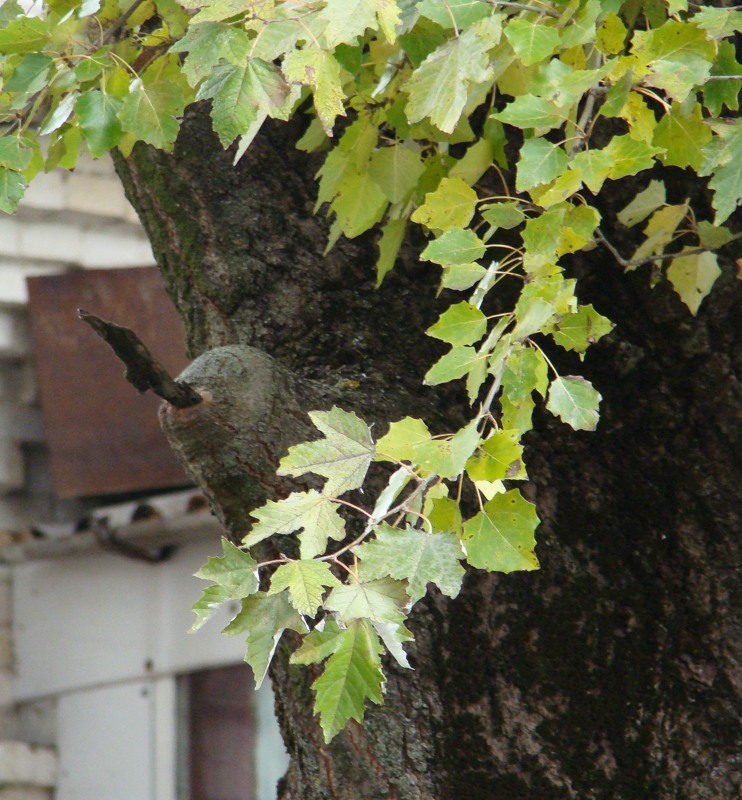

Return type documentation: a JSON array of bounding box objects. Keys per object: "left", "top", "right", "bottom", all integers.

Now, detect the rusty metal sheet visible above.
[{"left": 27, "top": 268, "right": 190, "bottom": 498}]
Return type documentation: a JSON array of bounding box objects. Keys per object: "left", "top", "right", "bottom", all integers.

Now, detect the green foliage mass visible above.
[{"left": 2, "top": 0, "right": 739, "bottom": 742}]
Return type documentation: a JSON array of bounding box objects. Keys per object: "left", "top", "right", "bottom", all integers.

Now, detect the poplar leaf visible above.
[
  {"left": 617, "top": 179, "right": 666, "bottom": 227},
  {"left": 0, "top": 17, "right": 50, "bottom": 54},
  {"left": 667, "top": 248, "right": 721, "bottom": 315},
  {"left": 0, "top": 137, "right": 32, "bottom": 171},
  {"left": 278, "top": 407, "right": 375, "bottom": 496},
  {"left": 552, "top": 304, "right": 613, "bottom": 354},
  {"left": 190, "top": 584, "right": 230, "bottom": 633},
  {"left": 413, "top": 419, "right": 480, "bottom": 479},
  {"left": 466, "top": 430, "right": 526, "bottom": 483},
  {"left": 481, "top": 202, "right": 524, "bottom": 230},
  {"left": 170, "top": 21, "right": 251, "bottom": 86},
  {"left": 223, "top": 592, "right": 304, "bottom": 687},
  {"left": 245, "top": 490, "right": 346, "bottom": 558},
  {"left": 653, "top": 103, "right": 711, "bottom": 171},
  {"left": 703, "top": 121, "right": 742, "bottom": 225},
  {"left": 605, "top": 135, "right": 663, "bottom": 180},
  {"left": 194, "top": 538, "right": 259, "bottom": 598},
  {"left": 491, "top": 95, "right": 564, "bottom": 130},
  {"left": 704, "top": 41, "right": 741, "bottom": 117},
  {"left": 355, "top": 524, "right": 465, "bottom": 603},
  {"left": 376, "top": 417, "right": 431, "bottom": 463},
  {"left": 321, "top": 0, "right": 401, "bottom": 46},
  {"left": 516, "top": 138, "right": 568, "bottom": 192},
  {"left": 404, "top": 18, "right": 500, "bottom": 133},
  {"left": 696, "top": 221, "right": 733, "bottom": 250},
  {"left": 268, "top": 560, "right": 341, "bottom": 616},
  {"left": 462, "top": 489, "right": 540, "bottom": 572},
  {"left": 325, "top": 577, "right": 409, "bottom": 624},
  {"left": 291, "top": 618, "right": 345, "bottom": 665},
  {"left": 331, "top": 172, "right": 388, "bottom": 238},
  {"left": 411, "top": 177, "right": 478, "bottom": 232},
  {"left": 376, "top": 217, "right": 407, "bottom": 286},
  {"left": 368, "top": 145, "right": 424, "bottom": 204},
  {"left": 631, "top": 204, "right": 688, "bottom": 264},
  {"left": 75, "top": 90, "right": 123, "bottom": 157},
  {"left": 283, "top": 47, "right": 345, "bottom": 135},
  {"left": 417, "top": 0, "right": 491, "bottom": 30},
  {"left": 546, "top": 376, "right": 601, "bottom": 431},
  {"left": 441, "top": 263, "right": 487, "bottom": 291},
  {"left": 312, "top": 619, "right": 384, "bottom": 742},
  {"left": 421, "top": 227, "right": 486, "bottom": 265},
  {"left": 424, "top": 346, "right": 479, "bottom": 385},
  {"left": 502, "top": 346, "right": 548, "bottom": 401},
  {"left": 504, "top": 18, "right": 560, "bottom": 67},
  {"left": 427, "top": 301, "right": 487, "bottom": 347},
  {"left": 500, "top": 394, "right": 535, "bottom": 435}
]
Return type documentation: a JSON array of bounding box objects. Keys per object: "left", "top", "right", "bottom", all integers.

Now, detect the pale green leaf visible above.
[
  {"left": 404, "top": 17, "right": 500, "bottom": 133},
  {"left": 331, "top": 172, "right": 388, "bottom": 238},
  {"left": 321, "top": 0, "right": 401, "bottom": 46},
  {"left": 502, "top": 346, "right": 548, "bottom": 402},
  {"left": 424, "top": 346, "right": 480, "bottom": 385},
  {"left": 411, "top": 177, "right": 478, "bottom": 232},
  {"left": 504, "top": 18, "right": 560, "bottom": 67},
  {"left": 325, "top": 577, "right": 409, "bottom": 624},
  {"left": 552, "top": 304, "right": 613, "bottom": 354},
  {"left": 368, "top": 145, "right": 424, "bottom": 204},
  {"left": 223, "top": 591, "right": 304, "bottom": 687},
  {"left": 631, "top": 203, "right": 688, "bottom": 264},
  {"left": 491, "top": 95, "right": 564, "bottom": 130},
  {"left": 194, "top": 538, "right": 259, "bottom": 599},
  {"left": 512, "top": 295, "right": 556, "bottom": 340},
  {"left": 427, "top": 301, "right": 487, "bottom": 347},
  {"left": 0, "top": 17, "right": 50, "bottom": 54},
  {"left": 6, "top": 53, "right": 52, "bottom": 96},
  {"left": 170, "top": 21, "right": 251, "bottom": 86},
  {"left": 413, "top": 419, "right": 480, "bottom": 479},
  {"left": 546, "top": 376, "right": 601, "bottom": 431},
  {"left": 417, "top": 0, "right": 491, "bottom": 30},
  {"left": 376, "top": 417, "right": 431, "bottom": 463},
  {"left": 704, "top": 121, "right": 742, "bottom": 225},
  {"left": 189, "top": 584, "right": 230, "bottom": 633},
  {"left": 278, "top": 407, "right": 375, "bottom": 496},
  {"left": 466, "top": 430, "right": 526, "bottom": 483},
  {"left": 666, "top": 248, "right": 721, "bottom": 315},
  {"left": 696, "top": 221, "right": 733, "bottom": 250},
  {"left": 704, "top": 41, "right": 741, "bottom": 117},
  {"left": 440, "top": 262, "right": 487, "bottom": 291},
  {"left": 355, "top": 523, "right": 465, "bottom": 603},
  {"left": 462, "top": 489, "right": 540, "bottom": 572},
  {"left": 421, "top": 227, "right": 486, "bottom": 265},
  {"left": 0, "top": 136, "right": 32, "bottom": 171},
  {"left": 312, "top": 618, "right": 384, "bottom": 742},
  {"left": 283, "top": 47, "right": 346, "bottom": 135},
  {"left": 617, "top": 179, "right": 666, "bottom": 226},
  {"left": 290, "top": 617, "right": 345, "bottom": 665},
  {"left": 653, "top": 102, "right": 711, "bottom": 171},
  {"left": 268, "top": 560, "right": 341, "bottom": 616},
  {"left": 516, "top": 138, "right": 568, "bottom": 193},
  {"left": 500, "top": 394, "right": 535, "bottom": 435},
  {"left": 605, "top": 135, "right": 663, "bottom": 180},
  {"left": 244, "top": 490, "right": 346, "bottom": 558},
  {"left": 448, "top": 138, "right": 495, "bottom": 186},
  {"left": 376, "top": 216, "right": 407, "bottom": 286},
  {"left": 481, "top": 201, "right": 525, "bottom": 230}
]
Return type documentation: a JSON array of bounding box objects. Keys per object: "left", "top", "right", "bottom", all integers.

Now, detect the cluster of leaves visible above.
[{"left": 1, "top": 0, "right": 740, "bottom": 741}]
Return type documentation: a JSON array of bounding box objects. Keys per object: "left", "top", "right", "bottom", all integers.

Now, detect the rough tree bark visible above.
[{"left": 112, "top": 105, "right": 740, "bottom": 800}]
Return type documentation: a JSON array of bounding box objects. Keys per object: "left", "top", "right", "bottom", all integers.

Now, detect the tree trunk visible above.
[{"left": 113, "top": 105, "right": 740, "bottom": 800}]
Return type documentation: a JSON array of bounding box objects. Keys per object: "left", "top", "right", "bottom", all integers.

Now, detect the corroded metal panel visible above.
[{"left": 27, "top": 267, "right": 190, "bottom": 497}]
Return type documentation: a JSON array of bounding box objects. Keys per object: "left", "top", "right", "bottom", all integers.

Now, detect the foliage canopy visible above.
[{"left": 1, "top": 0, "right": 739, "bottom": 742}]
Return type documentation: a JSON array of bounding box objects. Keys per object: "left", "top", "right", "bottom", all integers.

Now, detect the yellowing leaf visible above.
[
  {"left": 376, "top": 417, "right": 431, "bottom": 462},
  {"left": 667, "top": 248, "right": 721, "bottom": 315},
  {"left": 368, "top": 145, "right": 424, "bottom": 204},
  {"left": 427, "top": 301, "right": 487, "bottom": 347},
  {"left": 321, "top": 0, "right": 401, "bottom": 46},
  {"left": 552, "top": 304, "right": 613, "bottom": 354},
  {"left": 411, "top": 177, "right": 478, "bottom": 232},
  {"left": 617, "top": 179, "right": 666, "bottom": 227},
  {"left": 283, "top": 47, "right": 346, "bottom": 135},
  {"left": 331, "top": 172, "right": 388, "bottom": 238}
]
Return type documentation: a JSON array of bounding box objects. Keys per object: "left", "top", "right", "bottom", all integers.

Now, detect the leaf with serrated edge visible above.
[
  {"left": 552, "top": 304, "right": 613, "bottom": 354},
  {"left": 546, "top": 376, "right": 601, "bottom": 431},
  {"left": 413, "top": 419, "right": 480, "bottom": 479},
  {"left": 190, "top": 584, "right": 230, "bottom": 633},
  {"left": 325, "top": 577, "right": 408, "bottom": 624},
  {"left": 369, "top": 145, "right": 424, "bottom": 204},
  {"left": 244, "top": 490, "right": 346, "bottom": 558},
  {"left": 194, "top": 538, "right": 259, "bottom": 598},
  {"left": 312, "top": 619, "right": 384, "bottom": 742},
  {"left": 283, "top": 47, "right": 345, "bottom": 135},
  {"left": 356, "top": 523, "right": 465, "bottom": 602},
  {"left": 462, "top": 489, "right": 539, "bottom": 572},
  {"left": 504, "top": 18, "right": 560, "bottom": 67},
  {"left": 278, "top": 407, "right": 374, "bottom": 496},
  {"left": 421, "top": 227, "right": 486, "bottom": 265},
  {"left": 667, "top": 248, "right": 721, "bottom": 316},
  {"left": 376, "top": 417, "right": 431, "bottom": 463},
  {"left": 466, "top": 430, "right": 526, "bottom": 483},
  {"left": 427, "top": 301, "right": 487, "bottom": 347},
  {"left": 268, "top": 560, "right": 340, "bottom": 616},
  {"left": 412, "top": 177, "right": 478, "bottom": 232},
  {"left": 223, "top": 591, "right": 304, "bottom": 687}
]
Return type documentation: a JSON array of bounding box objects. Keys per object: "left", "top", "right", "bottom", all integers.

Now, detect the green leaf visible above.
[
  {"left": 448, "top": 138, "right": 495, "bottom": 186},
  {"left": 516, "top": 137, "right": 568, "bottom": 193},
  {"left": 368, "top": 145, "right": 424, "bottom": 204},
  {"left": 331, "top": 172, "right": 388, "bottom": 238},
  {"left": 118, "top": 58, "right": 188, "bottom": 150},
  {"left": 596, "top": 11, "right": 628, "bottom": 55},
  {"left": 462, "top": 489, "right": 540, "bottom": 572},
  {"left": 421, "top": 227, "right": 486, "bottom": 265},
  {"left": 504, "top": 18, "right": 560, "bottom": 67},
  {"left": 245, "top": 490, "right": 346, "bottom": 558},
  {"left": 75, "top": 90, "right": 123, "bottom": 157},
  {"left": 704, "top": 41, "right": 741, "bottom": 117},
  {"left": 312, "top": 618, "right": 384, "bottom": 742},
  {"left": 502, "top": 346, "right": 548, "bottom": 402},
  {"left": 268, "top": 560, "right": 341, "bottom": 616},
  {"left": 481, "top": 201, "right": 525, "bottom": 230},
  {"left": 466, "top": 430, "right": 526, "bottom": 483},
  {"left": 424, "top": 346, "right": 480, "bottom": 385},
  {"left": 411, "top": 177, "right": 478, "bottom": 232},
  {"left": 283, "top": 47, "right": 345, "bottom": 135},
  {"left": 0, "top": 17, "right": 50, "bottom": 54},
  {"left": 170, "top": 21, "right": 251, "bottom": 86},
  {"left": 696, "top": 221, "right": 733, "bottom": 250},
  {"left": 291, "top": 617, "right": 345, "bottom": 665},
  {"left": 197, "top": 59, "right": 290, "bottom": 147},
  {"left": 325, "top": 576, "right": 409, "bottom": 624},
  {"left": 546, "top": 376, "right": 601, "bottom": 431},
  {"left": 500, "top": 394, "right": 535, "bottom": 435},
  {"left": 605, "top": 135, "right": 663, "bottom": 180},
  {"left": 404, "top": 17, "right": 500, "bottom": 134},
  {"left": 491, "top": 95, "right": 564, "bottom": 130},
  {"left": 223, "top": 591, "right": 304, "bottom": 687},
  {"left": 417, "top": 0, "right": 491, "bottom": 31},
  {"left": 427, "top": 301, "right": 487, "bottom": 347},
  {"left": 0, "top": 137, "right": 32, "bottom": 171},
  {"left": 631, "top": 203, "right": 688, "bottom": 264},
  {"left": 413, "top": 419, "right": 480, "bottom": 479},
  {"left": 5, "top": 53, "right": 53, "bottom": 95},
  {"left": 189, "top": 584, "right": 230, "bottom": 633},
  {"left": 278, "top": 407, "right": 375, "bottom": 496},
  {"left": 440, "top": 262, "right": 487, "bottom": 291},
  {"left": 512, "top": 295, "right": 556, "bottom": 340},
  {"left": 376, "top": 417, "right": 431, "bottom": 463},
  {"left": 321, "top": 0, "right": 401, "bottom": 46},
  {"left": 653, "top": 102, "right": 711, "bottom": 171},
  {"left": 376, "top": 216, "right": 407, "bottom": 286},
  {"left": 194, "top": 538, "right": 259, "bottom": 599},
  {"left": 692, "top": 7, "right": 742, "bottom": 39},
  {"left": 666, "top": 248, "right": 721, "bottom": 315},
  {"left": 617, "top": 179, "right": 666, "bottom": 227},
  {"left": 355, "top": 524, "right": 465, "bottom": 603},
  {"left": 703, "top": 120, "right": 742, "bottom": 225},
  {"left": 552, "top": 304, "right": 613, "bottom": 354},
  {"left": 571, "top": 148, "right": 613, "bottom": 194}
]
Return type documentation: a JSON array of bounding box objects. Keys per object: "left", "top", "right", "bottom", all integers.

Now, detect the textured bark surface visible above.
[{"left": 114, "top": 105, "right": 740, "bottom": 799}]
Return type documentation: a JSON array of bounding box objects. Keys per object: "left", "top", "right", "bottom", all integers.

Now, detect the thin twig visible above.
[{"left": 102, "top": 0, "right": 149, "bottom": 44}]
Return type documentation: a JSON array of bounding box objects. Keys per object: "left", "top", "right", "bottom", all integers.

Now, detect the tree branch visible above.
[{"left": 79, "top": 309, "right": 202, "bottom": 408}]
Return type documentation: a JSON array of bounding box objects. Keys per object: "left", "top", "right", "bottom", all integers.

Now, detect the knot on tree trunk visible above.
[{"left": 159, "top": 345, "right": 336, "bottom": 539}]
